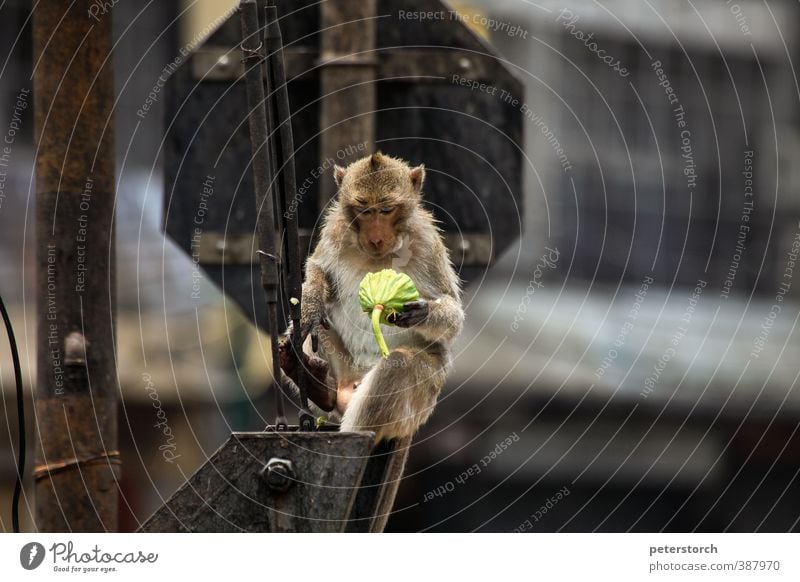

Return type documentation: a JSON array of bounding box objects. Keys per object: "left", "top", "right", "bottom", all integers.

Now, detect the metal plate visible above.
[{"left": 138, "top": 431, "right": 375, "bottom": 532}]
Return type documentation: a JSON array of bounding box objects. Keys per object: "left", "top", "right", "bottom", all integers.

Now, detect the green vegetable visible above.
[{"left": 359, "top": 269, "right": 420, "bottom": 358}]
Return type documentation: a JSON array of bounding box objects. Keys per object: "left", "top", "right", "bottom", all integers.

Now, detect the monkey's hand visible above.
[
  {"left": 398, "top": 295, "right": 464, "bottom": 344},
  {"left": 389, "top": 299, "right": 429, "bottom": 328}
]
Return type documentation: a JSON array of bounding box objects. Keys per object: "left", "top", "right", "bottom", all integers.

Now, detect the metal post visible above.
[
  {"left": 264, "top": 1, "right": 314, "bottom": 430},
  {"left": 33, "top": 1, "right": 119, "bottom": 531},
  {"left": 318, "top": 0, "right": 377, "bottom": 208},
  {"left": 240, "top": 0, "right": 288, "bottom": 428}
]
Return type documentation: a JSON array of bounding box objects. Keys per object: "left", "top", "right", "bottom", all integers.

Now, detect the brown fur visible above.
[{"left": 299, "top": 152, "right": 464, "bottom": 441}]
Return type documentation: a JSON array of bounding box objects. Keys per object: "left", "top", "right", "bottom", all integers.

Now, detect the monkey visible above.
[{"left": 288, "top": 152, "right": 464, "bottom": 443}]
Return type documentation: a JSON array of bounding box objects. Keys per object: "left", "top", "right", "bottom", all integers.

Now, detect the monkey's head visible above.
[{"left": 333, "top": 152, "right": 425, "bottom": 260}]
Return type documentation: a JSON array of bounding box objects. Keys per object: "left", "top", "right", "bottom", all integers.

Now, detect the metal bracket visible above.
[{"left": 196, "top": 232, "right": 491, "bottom": 266}]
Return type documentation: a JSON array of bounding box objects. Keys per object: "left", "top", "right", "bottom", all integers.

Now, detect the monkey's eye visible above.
[{"left": 379, "top": 206, "right": 395, "bottom": 215}]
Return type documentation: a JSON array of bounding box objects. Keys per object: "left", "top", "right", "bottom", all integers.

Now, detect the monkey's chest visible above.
[{"left": 328, "top": 275, "right": 417, "bottom": 367}]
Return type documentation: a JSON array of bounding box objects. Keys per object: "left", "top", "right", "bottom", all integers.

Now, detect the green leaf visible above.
[{"left": 358, "top": 269, "right": 419, "bottom": 358}]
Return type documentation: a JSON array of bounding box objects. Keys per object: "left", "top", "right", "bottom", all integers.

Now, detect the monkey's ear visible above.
[
  {"left": 334, "top": 165, "right": 346, "bottom": 187},
  {"left": 410, "top": 164, "right": 425, "bottom": 192}
]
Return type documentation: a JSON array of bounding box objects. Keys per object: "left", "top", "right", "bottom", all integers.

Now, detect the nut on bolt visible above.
[{"left": 260, "top": 457, "right": 295, "bottom": 493}]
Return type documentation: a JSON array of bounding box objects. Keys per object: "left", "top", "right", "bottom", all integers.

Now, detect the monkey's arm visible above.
[
  {"left": 390, "top": 242, "right": 464, "bottom": 343},
  {"left": 300, "top": 259, "right": 330, "bottom": 341},
  {"left": 296, "top": 259, "right": 361, "bottom": 407}
]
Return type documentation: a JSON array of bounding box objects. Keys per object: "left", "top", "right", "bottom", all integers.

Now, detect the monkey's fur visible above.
[{"left": 295, "top": 152, "right": 464, "bottom": 442}]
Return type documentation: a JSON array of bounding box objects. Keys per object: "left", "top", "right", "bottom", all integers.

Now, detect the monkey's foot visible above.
[
  {"left": 335, "top": 381, "right": 360, "bottom": 415},
  {"left": 278, "top": 337, "right": 337, "bottom": 412},
  {"left": 305, "top": 354, "right": 337, "bottom": 412}
]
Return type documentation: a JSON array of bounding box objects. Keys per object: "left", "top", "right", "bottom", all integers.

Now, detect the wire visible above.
[{"left": 0, "top": 292, "right": 24, "bottom": 533}]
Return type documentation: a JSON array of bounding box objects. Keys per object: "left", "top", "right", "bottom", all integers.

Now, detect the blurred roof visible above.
[{"left": 452, "top": 280, "right": 800, "bottom": 418}]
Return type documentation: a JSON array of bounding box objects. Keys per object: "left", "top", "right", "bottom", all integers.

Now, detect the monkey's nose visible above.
[{"left": 369, "top": 237, "right": 384, "bottom": 248}]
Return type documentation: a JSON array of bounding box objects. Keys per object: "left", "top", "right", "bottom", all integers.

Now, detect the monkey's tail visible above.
[{"left": 371, "top": 435, "right": 412, "bottom": 532}]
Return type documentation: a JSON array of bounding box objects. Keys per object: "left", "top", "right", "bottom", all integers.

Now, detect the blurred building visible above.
[{"left": 392, "top": 0, "right": 800, "bottom": 532}]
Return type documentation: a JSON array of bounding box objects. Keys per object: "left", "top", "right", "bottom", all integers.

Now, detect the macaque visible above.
[{"left": 287, "top": 152, "right": 464, "bottom": 442}]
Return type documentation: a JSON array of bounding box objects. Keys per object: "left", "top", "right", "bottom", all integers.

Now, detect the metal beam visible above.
[{"left": 191, "top": 46, "right": 516, "bottom": 88}]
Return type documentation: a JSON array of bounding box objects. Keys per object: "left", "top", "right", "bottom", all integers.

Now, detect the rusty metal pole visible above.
[
  {"left": 33, "top": 1, "right": 119, "bottom": 531},
  {"left": 318, "top": 0, "right": 377, "bottom": 208}
]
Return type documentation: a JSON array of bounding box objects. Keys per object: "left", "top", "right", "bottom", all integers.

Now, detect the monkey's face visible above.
[
  {"left": 334, "top": 152, "right": 426, "bottom": 260},
  {"left": 350, "top": 204, "right": 403, "bottom": 258}
]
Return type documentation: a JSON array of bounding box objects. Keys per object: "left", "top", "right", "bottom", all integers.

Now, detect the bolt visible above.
[{"left": 259, "top": 457, "right": 295, "bottom": 493}]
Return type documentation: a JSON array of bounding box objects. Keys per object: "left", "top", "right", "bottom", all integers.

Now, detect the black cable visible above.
[{"left": 0, "top": 292, "right": 24, "bottom": 533}]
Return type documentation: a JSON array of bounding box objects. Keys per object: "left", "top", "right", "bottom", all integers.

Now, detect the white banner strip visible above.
[{"left": 2, "top": 533, "right": 798, "bottom": 581}]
